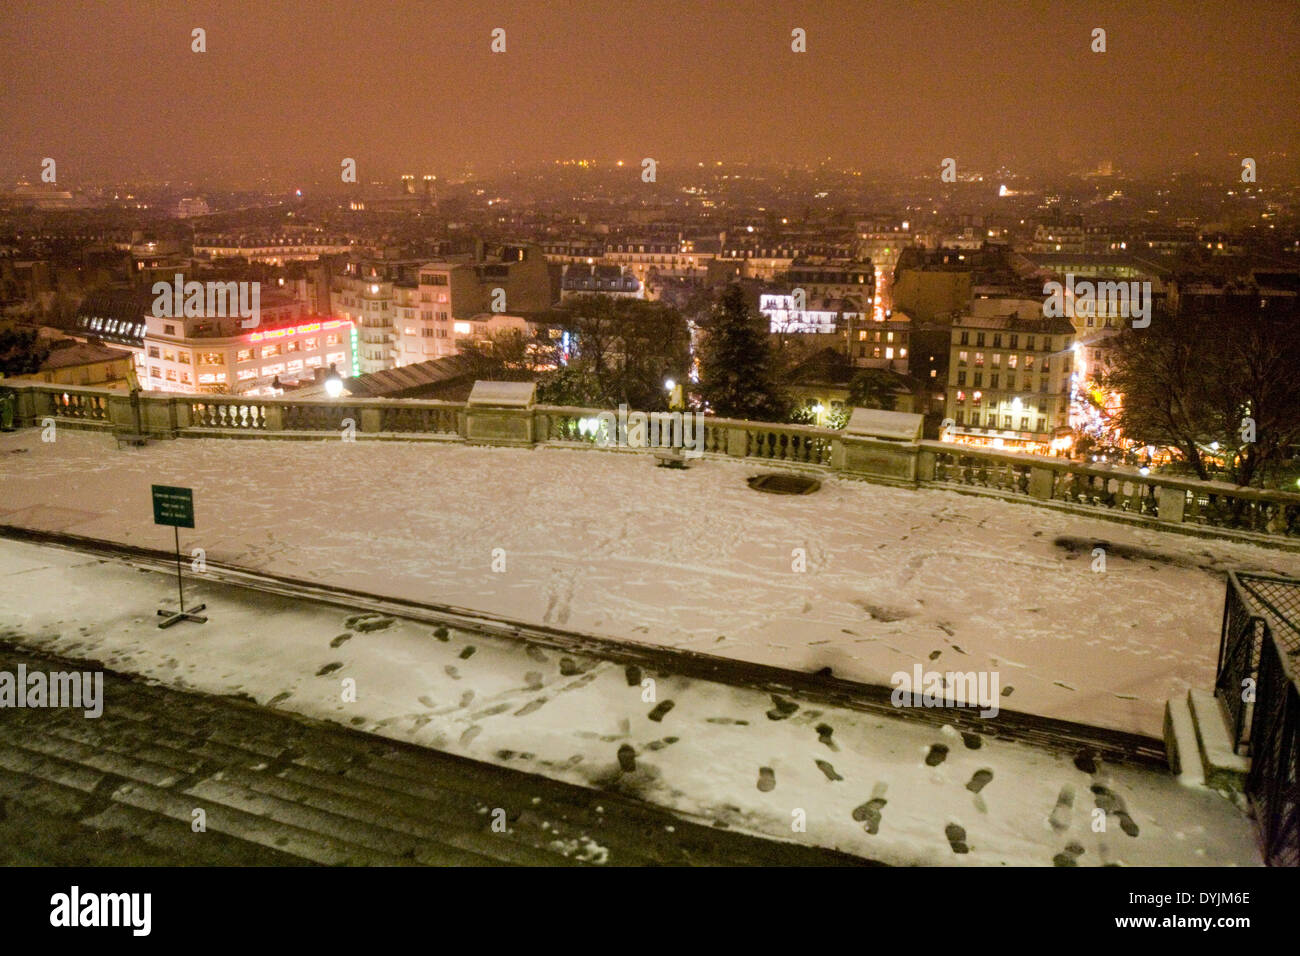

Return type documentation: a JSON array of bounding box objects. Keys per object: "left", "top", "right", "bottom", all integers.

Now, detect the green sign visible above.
[{"left": 151, "top": 485, "right": 194, "bottom": 529}]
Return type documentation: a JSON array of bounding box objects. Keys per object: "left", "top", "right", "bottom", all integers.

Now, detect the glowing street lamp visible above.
[{"left": 324, "top": 364, "right": 344, "bottom": 398}]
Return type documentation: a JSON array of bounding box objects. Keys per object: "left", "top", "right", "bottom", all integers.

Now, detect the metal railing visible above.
[{"left": 1216, "top": 572, "right": 1300, "bottom": 867}]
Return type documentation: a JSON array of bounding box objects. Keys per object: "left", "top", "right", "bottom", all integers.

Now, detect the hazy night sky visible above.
[{"left": 1, "top": 0, "right": 1297, "bottom": 185}]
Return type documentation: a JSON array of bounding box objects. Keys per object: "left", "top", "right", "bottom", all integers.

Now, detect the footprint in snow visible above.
[
  {"left": 524, "top": 671, "right": 544, "bottom": 691},
  {"left": 525, "top": 645, "right": 547, "bottom": 662},
  {"left": 625, "top": 664, "right": 642, "bottom": 686},
  {"left": 316, "top": 662, "right": 343, "bottom": 677},
  {"left": 924, "top": 744, "right": 949, "bottom": 766},
  {"left": 459, "top": 690, "right": 475, "bottom": 708},
  {"left": 444, "top": 665, "right": 460, "bottom": 680},
  {"left": 472, "top": 703, "right": 511, "bottom": 719},
  {"left": 1049, "top": 785, "right": 1075, "bottom": 832},
  {"left": 643, "top": 737, "right": 678, "bottom": 751},
  {"left": 966, "top": 768, "right": 994, "bottom": 794},
  {"left": 1074, "top": 750, "right": 1099, "bottom": 774},
  {"left": 514, "top": 698, "right": 547, "bottom": 717},
  {"left": 816, "top": 723, "right": 838, "bottom": 751},
  {"left": 945, "top": 823, "right": 969, "bottom": 854},
  {"left": 459, "top": 646, "right": 476, "bottom": 660},
  {"left": 647, "top": 700, "right": 674, "bottom": 722},
  {"left": 459, "top": 725, "right": 481, "bottom": 746},
  {"left": 617, "top": 744, "right": 637, "bottom": 773},
  {"left": 757, "top": 767, "right": 776, "bottom": 792},
  {"left": 706, "top": 717, "right": 749, "bottom": 725},
  {"left": 766, "top": 695, "right": 799, "bottom": 721},
  {"left": 433, "top": 626, "right": 450, "bottom": 642},
  {"left": 1091, "top": 784, "right": 1140, "bottom": 837},
  {"left": 330, "top": 633, "right": 352, "bottom": 648},
  {"left": 418, "top": 694, "right": 437, "bottom": 709},
  {"left": 559, "top": 657, "right": 582, "bottom": 676},
  {"left": 961, "top": 732, "right": 982, "bottom": 750},
  {"left": 1052, "top": 841, "right": 1086, "bottom": 867},
  {"left": 852, "top": 783, "right": 889, "bottom": 834},
  {"left": 814, "top": 759, "right": 843, "bottom": 781},
  {"left": 267, "top": 692, "right": 291, "bottom": 706}
]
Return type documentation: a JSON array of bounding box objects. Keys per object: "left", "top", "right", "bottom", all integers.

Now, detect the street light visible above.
[{"left": 324, "top": 364, "right": 344, "bottom": 398}]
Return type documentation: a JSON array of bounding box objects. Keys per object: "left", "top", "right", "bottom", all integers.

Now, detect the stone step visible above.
[
  {"left": 1187, "top": 689, "right": 1250, "bottom": 793},
  {"left": 0, "top": 734, "right": 408, "bottom": 865},
  {"left": 1162, "top": 693, "right": 1204, "bottom": 786}
]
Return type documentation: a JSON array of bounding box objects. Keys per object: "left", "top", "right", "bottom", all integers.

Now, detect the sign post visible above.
[{"left": 151, "top": 484, "right": 206, "bottom": 629}]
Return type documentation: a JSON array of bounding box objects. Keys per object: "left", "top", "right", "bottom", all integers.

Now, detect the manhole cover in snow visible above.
[{"left": 747, "top": 473, "right": 821, "bottom": 495}]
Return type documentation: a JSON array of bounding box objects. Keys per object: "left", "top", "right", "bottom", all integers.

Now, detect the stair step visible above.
[
  {"left": 1187, "top": 689, "right": 1250, "bottom": 793},
  {"left": 1163, "top": 694, "right": 1204, "bottom": 785}
]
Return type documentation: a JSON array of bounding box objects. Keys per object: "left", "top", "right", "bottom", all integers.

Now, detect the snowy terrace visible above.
[
  {"left": 3, "top": 423, "right": 1300, "bottom": 739},
  {"left": 0, "top": 537, "right": 1262, "bottom": 866}
]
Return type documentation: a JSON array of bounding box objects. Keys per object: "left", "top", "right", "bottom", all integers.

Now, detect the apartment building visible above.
[
  {"left": 560, "top": 263, "right": 643, "bottom": 301},
  {"left": 603, "top": 237, "right": 715, "bottom": 283},
  {"left": 331, "top": 259, "right": 426, "bottom": 374},
  {"left": 945, "top": 313, "right": 1076, "bottom": 453},
  {"left": 141, "top": 294, "right": 357, "bottom": 395}
]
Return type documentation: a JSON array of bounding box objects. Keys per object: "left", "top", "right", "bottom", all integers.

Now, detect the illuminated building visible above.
[
  {"left": 141, "top": 296, "right": 358, "bottom": 396},
  {"left": 944, "top": 312, "right": 1075, "bottom": 453}
]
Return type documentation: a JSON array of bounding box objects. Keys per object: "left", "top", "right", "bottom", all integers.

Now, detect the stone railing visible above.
[
  {"left": 5, "top": 381, "right": 1298, "bottom": 548},
  {"left": 10, "top": 383, "right": 114, "bottom": 428},
  {"left": 923, "top": 443, "right": 1300, "bottom": 541},
  {"left": 534, "top": 405, "right": 836, "bottom": 469}
]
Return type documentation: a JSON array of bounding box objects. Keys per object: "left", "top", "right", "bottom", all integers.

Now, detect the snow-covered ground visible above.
[
  {"left": 2, "top": 429, "right": 1298, "bottom": 737},
  {"left": 0, "top": 539, "right": 1260, "bottom": 866}
]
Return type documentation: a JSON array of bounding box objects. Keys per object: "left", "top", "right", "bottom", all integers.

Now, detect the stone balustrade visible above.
[{"left": 5, "top": 381, "right": 1298, "bottom": 548}]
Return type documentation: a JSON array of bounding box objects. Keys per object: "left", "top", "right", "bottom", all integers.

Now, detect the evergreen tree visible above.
[
  {"left": 0, "top": 328, "right": 49, "bottom": 377},
  {"left": 699, "top": 284, "right": 787, "bottom": 421}
]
